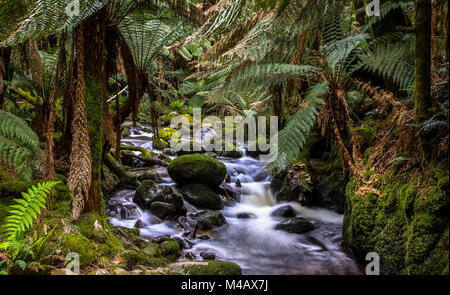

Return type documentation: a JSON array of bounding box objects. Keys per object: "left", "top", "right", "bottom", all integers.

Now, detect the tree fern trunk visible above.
[
  {"left": 0, "top": 47, "right": 11, "bottom": 109},
  {"left": 82, "top": 8, "right": 108, "bottom": 213},
  {"left": 414, "top": 0, "right": 432, "bottom": 153},
  {"left": 44, "top": 33, "right": 67, "bottom": 193},
  {"left": 69, "top": 26, "right": 92, "bottom": 220}
]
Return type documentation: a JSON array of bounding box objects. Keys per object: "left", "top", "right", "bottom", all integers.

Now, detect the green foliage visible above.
[
  {"left": 0, "top": 110, "right": 42, "bottom": 180},
  {"left": 0, "top": 181, "right": 60, "bottom": 254},
  {"left": 358, "top": 37, "right": 415, "bottom": 90},
  {"left": 269, "top": 82, "right": 327, "bottom": 171},
  {"left": 120, "top": 13, "right": 191, "bottom": 70},
  {"left": 1, "top": 0, "right": 109, "bottom": 46}
]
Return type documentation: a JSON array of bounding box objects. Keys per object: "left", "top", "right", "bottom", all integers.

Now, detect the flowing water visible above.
[{"left": 108, "top": 127, "right": 362, "bottom": 275}]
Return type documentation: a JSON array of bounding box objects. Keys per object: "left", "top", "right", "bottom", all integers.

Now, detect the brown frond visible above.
[{"left": 68, "top": 26, "right": 92, "bottom": 220}]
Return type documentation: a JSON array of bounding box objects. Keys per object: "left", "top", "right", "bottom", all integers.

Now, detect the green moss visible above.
[
  {"left": 157, "top": 127, "right": 180, "bottom": 142},
  {"left": 142, "top": 242, "right": 162, "bottom": 257},
  {"left": 173, "top": 261, "right": 242, "bottom": 275},
  {"left": 74, "top": 212, "right": 124, "bottom": 256},
  {"left": 85, "top": 73, "right": 103, "bottom": 211},
  {"left": 120, "top": 249, "right": 167, "bottom": 270},
  {"left": 62, "top": 233, "right": 97, "bottom": 266},
  {"left": 0, "top": 181, "right": 34, "bottom": 198},
  {"left": 343, "top": 174, "right": 449, "bottom": 274},
  {"left": 160, "top": 240, "right": 181, "bottom": 261}
]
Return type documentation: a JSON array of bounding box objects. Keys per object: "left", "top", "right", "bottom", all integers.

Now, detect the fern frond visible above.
[
  {"left": 2, "top": 0, "right": 108, "bottom": 46},
  {"left": 358, "top": 39, "right": 415, "bottom": 90},
  {"left": 269, "top": 82, "right": 328, "bottom": 171},
  {"left": 0, "top": 181, "right": 60, "bottom": 251},
  {"left": 120, "top": 14, "right": 190, "bottom": 70},
  {"left": 0, "top": 110, "right": 42, "bottom": 180}
]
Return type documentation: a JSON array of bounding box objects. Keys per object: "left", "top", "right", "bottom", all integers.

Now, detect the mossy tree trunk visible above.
[
  {"left": 414, "top": 0, "right": 432, "bottom": 153},
  {"left": 82, "top": 8, "right": 108, "bottom": 213}
]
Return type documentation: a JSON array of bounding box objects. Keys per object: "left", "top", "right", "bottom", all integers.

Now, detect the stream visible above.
[{"left": 107, "top": 126, "right": 362, "bottom": 275}]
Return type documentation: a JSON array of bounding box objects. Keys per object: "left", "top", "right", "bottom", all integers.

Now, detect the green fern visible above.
[
  {"left": 0, "top": 181, "right": 60, "bottom": 252},
  {"left": 0, "top": 110, "right": 43, "bottom": 180},
  {"left": 358, "top": 38, "right": 415, "bottom": 90},
  {"left": 269, "top": 82, "right": 328, "bottom": 171}
]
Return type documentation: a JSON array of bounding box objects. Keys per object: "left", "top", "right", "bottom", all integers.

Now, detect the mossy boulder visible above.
[
  {"left": 62, "top": 233, "right": 97, "bottom": 266},
  {"left": 169, "top": 261, "right": 242, "bottom": 275},
  {"left": 179, "top": 183, "right": 223, "bottom": 210},
  {"left": 150, "top": 201, "right": 187, "bottom": 219},
  {"left": 74, "top": 212, "right": 124, "bottom": 256},
  {"left": 134, "top": 180, "right": 186, "bottom": 218},
  {"left": 138, "top": 170, "right": 164, "bottom": 183},
  {"left": 133, "top": 180, "right": 174, "bottom": 209},
  {"left": 167, "top": 154, "right": 227, "bottom": 187},
  {"left": 343, "top": 175, "right": 449, "bottom": 274},
  {"left": 161, "top": 240, "right": 181, "bottom": 262},
  {"left": 189, "top": 210, "right": 226, "bottom": 230}
]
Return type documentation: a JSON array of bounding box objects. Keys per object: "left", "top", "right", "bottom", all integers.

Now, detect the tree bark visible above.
[
  {"left": 0, "top": 47, "right": 11, "bottom": 108},
  {"left": 68, "top": 26, "right": 92, "bottom": 220},
  {"left": 44, "top": 32, "right": 67, "bottom": 210},
  {"left": 82, "top": 8, "right": 108, "bottom": 213},
  {"left": 414, "top": 0, "right": 433, "bottom": 153}
]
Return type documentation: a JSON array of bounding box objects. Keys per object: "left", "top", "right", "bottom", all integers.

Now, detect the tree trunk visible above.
[
  {"left": 414, "top": 0, "right": 432, "bottom": 153},
  {"left": 0, "top": 47, "right": 11, "bottom": 109},
  {"left": 68, "top": 26, "right": 92, "bottom": 220},
  {"left": 44, "top": 33, "right": 67, "bottom": 199},
  {"left": 82, "top": 8, "right": 108, "bottom": 213},
  {"left": 28, "top": 38, "right": 46, "bottom": 140}
]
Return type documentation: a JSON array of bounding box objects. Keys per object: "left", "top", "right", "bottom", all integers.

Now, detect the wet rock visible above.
[
  {"left": 150, "top": 235, "right": 171, "bottom": 244},
  {"left": 184, "top": 252, "right": 196, "bottom": 260},
  {"left": 235, "top": 178, "right": 242, "bottom": 187},
  {"left": 200, "top": 252, "right": 216, "bottom": 260},
  {"left": 189, "top": 210, "right": 226, "bottom": 230},
  {"left": 217, "top": 183, "right": 241, "bottom": 204},
  {"left": 162, "top": 148, "right": 176, "bottom": 156},
  {"left": 167, "top": 154, "right": 227, "bottom": 188},
  {"left": 178, "top": 216, "right": 198, "bottom": 238},
  {"left": 107, "top": 201, "right": 139, "bottom": 220},
  {"left": 149, "top": 202, "right": 177, "bottom": 219},
  {"left": 133, "top": 180, "right": 186, "bottom": 219},
  {"left": 271, "top": 163, "right": 313, "bottom": 204},
  {"left": 275, "top": 217, "right": 314, "bottom": 234},
  {"left": 179, "top": 183, "right": 223, "bottom": 210},
  {"left": 236, "top": 213, "right": 256, "bottom": 219},
  {"left": 198, "top": 235, "right": 210, "bottom": 240},
  {"left": 271, "top": 205, "right": 297, "bottom": 218},
  {"left": 134, "top": 219, "right": 144, "bottom": 228},
  {"left": 139, "top": 170, "right": 164, "bottom": 183}
]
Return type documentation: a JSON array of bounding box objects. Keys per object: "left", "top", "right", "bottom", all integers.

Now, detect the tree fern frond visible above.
[
  {"left": 2, "top": 0, "right": 108, "bottom": 46},
  {"left": 358, "top": 39, "right": 415, "bottom": 90},
  {"left": 0, "top": 110, "right": 42, "bottom": 180},
  {"left": 269, "top": 82, "right": 328, "bottom": 171}
]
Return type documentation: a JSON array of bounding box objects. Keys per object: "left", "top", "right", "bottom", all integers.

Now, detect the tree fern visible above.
[
  {"left": 358, "top": 38, "right": 415, "bottom": 90},
  {"left": 269, "top": 82, "right": 328, "bottom": 171},
  {"left": 2, "top": 0, "right": 109, "bottom": 46},
  {"left": 119, "top": 13, "right": 191, "bottom": 71},
  {"left": 0, "top": 181, "right": 60, "bottom": 253},
  {"left": 0, "top": 110, "right": 42, "bottom": 180}
]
